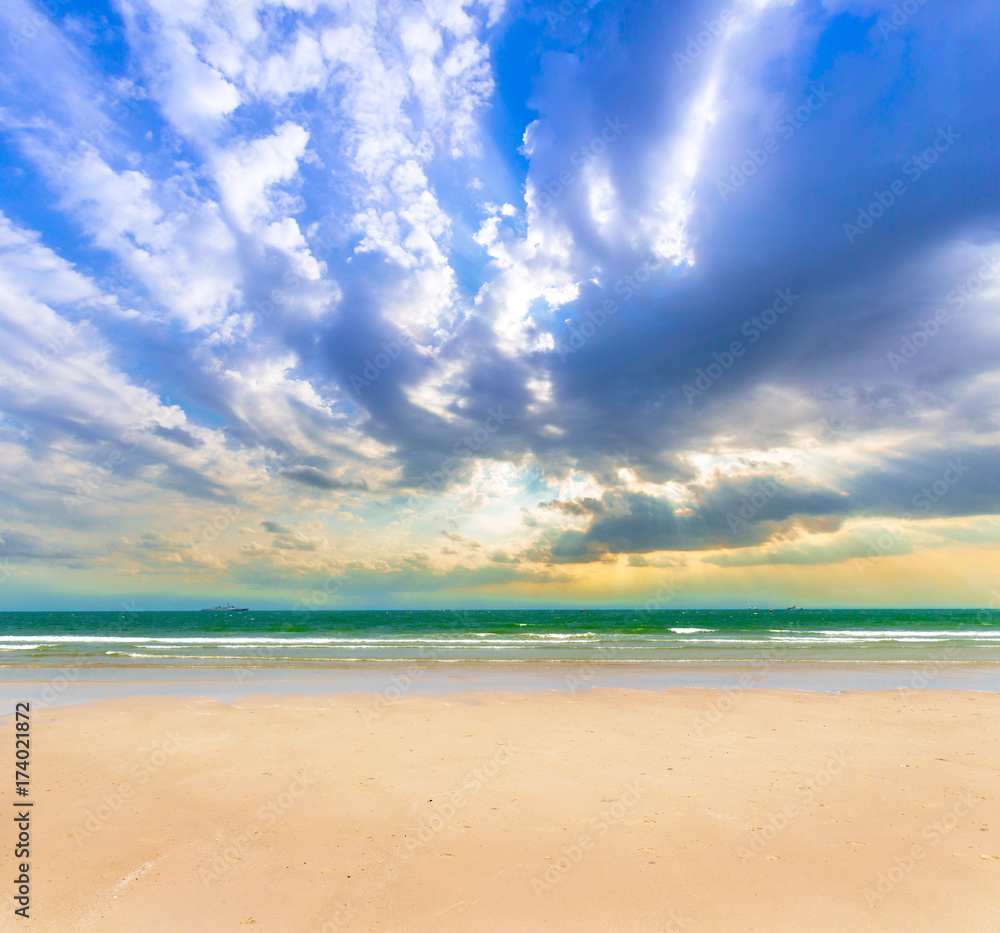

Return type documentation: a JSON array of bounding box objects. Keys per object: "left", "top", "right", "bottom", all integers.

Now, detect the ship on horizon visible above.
[{"left": 199, "top": 603, "right": 249, "bottom": 612}]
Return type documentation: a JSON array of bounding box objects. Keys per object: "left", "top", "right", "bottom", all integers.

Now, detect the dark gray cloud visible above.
[
  {"left": 260, "top": 520, "right": 292, "bottom": 534},
  {"left": 281, "top": 466, "right": 366, "bottom": 491},
  {"left": 0, "top": 529, "right": 87, "bottom": 561},
  {"left": 152, "top": 425, "right": 204, "bottom": 448},
  {"left": 539, "top": 477, "right": 848, "bottom": 562},
  {"left": 538, "top": 444, "right": 1000, "bottom": 562}
]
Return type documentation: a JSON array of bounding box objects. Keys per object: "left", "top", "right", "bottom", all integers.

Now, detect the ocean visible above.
[{"left": 1, "top": 608, "right": 998, "bottom": 668}]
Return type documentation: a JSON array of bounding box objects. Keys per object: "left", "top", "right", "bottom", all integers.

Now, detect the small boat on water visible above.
[{"left": 200, "top": 603, "right": 249, "bottom": 612}]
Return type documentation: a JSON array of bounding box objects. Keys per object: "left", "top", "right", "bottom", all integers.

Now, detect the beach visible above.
[
  {"left": 5, "top": 684, "right": 999, "bottom": 932},
  {"left": 3, "top": 0, "right": 997, "bottom": 929}
]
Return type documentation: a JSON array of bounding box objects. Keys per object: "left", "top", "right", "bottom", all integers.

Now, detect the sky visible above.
[{"left": 0, "top": 0, "right": 997, "bottom": 610}]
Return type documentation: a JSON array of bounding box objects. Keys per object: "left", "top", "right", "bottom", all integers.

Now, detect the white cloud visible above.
[
  {"left": 56, "top": 149, "right": 242, "bottom": 330},
  {"left": 250, "top": 31, "right": 327, "bottom": 99},
  {"left": 213, "top": 122, "right": 310, "bottom": 231}
]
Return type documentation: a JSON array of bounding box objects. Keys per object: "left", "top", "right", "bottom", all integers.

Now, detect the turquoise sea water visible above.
[{"left": 0, "top": 608, "right": 998, "bottom": 668}]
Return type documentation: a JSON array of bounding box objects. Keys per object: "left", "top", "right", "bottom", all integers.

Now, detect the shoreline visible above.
[{"left": 1, "top": 659, "right": 998, "bottom": 709}]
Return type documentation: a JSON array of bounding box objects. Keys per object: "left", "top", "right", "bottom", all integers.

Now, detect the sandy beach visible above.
[{"left": 5, "top": 686, "right": 1000, "bottom": 932}]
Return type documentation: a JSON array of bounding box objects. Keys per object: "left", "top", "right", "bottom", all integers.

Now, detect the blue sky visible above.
[{"left": 0, "top": 0, "right": 998, "bottom": 609}]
